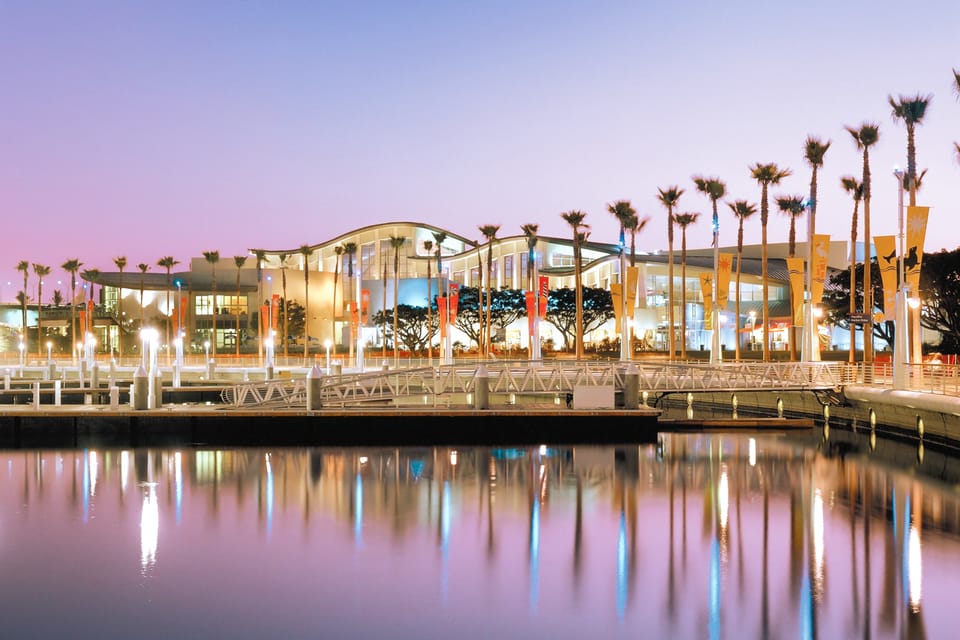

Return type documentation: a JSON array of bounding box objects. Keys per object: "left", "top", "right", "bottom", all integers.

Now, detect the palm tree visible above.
[
  {"left": 607, "top": 200, "right": 637, "bottom": 359},
  {"left": 342, "top": 242, "right": 358, "bottom": 360},
  {"left": 479, "top": 225, "right": 501, "bottom": 358},
  {"left": 232, "top": 256, "right": 247, "bottom": 357},
  {"left": 32, "top": 263, "right": 50, "bottom": 357},
  {"left": 424, "top": 239, "right": 434, "bottom": 362},
  {"left": 673, "top": 213, "right": 699, "bottom": 360},
  {"left": 841, "top": 176, "right": 864, "bottom": 363},
  {"left": 803, "top": 136, "right": 830, "bottom": 361},
  {"left": 693, "top": 177, "right": 727, "bottom": 357},
  {"left": 389, "top": 236, "right": 407, "bottom": 362},
  {"left": 627, "top": 213, "right": 649, "bottom": 267},
  {"left": 202, "top": 251, "right": 220, "bottom": 358},
  {"left": 157, "top": 256, "right": 179, "bottom": 362},
  {"left": 889, "top": 94, "right": 932, "bottom": 207},
  {"left": 775, "top": 195, "right": 806, "bottom": 361},
  {"left": 61, "top": 258, "right": 82, "bottom": 355},
  {"left": 521, "top": 224, "right": 539, "bottom": 356},
  {"left": 728, "top": 200, "right": 758, "bottom": 361},
  {"left": 251, "top": 249, "right": 267, "bottom": 361},
  {"left": 278, "top": 252, "right": 289, "bottom": 357},
  {"left": 750, "top": 162, "right": 792, "bottom": 361},
  {"left": 16, "top": 260, "right": 29, "bottom": 350},
  {"left": 560, "top": 210, "right": 589, "bottom": 359},
  {"left": 658, "top": 187, "right": 684, "bottom": 359},
  {"left": 332, "top": 245, "right": 344, "bottom": 353},
  {"left": 298, "top": 245, "right": 313, "bottom": 363},
  {"left": 113, "top": 256, "right": 127, "bottom": 360},
  {"left": 846, "top": 123, "right": 880, "bottom": 364},
  {"left": 136, "top": 263, "right": 150, "bottom": 330}
]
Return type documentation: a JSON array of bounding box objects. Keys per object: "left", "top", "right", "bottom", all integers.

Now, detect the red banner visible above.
[
  {"left": 449, "top": 283, "right": 459, "bottom": 323},
  {"left": 361, "top": 289, "right": 370, "bottom": 323},
  {"left": 525, "top": 291, "right": 535, "bottom": 338},
  {"left": 437, "top": 296, "right": 448, "bottom": 338},
  {"left": 271, "top": 294, "right": 280, "bottom": 330},
  {"left": 538, "top": 276, "right": 548, "bottom": 318},
  {"left": 179, "top": 295, "right": 187, "bottom": 335},
  {"left": 260, "top": 305, "right": 269, "bottom": 339}
]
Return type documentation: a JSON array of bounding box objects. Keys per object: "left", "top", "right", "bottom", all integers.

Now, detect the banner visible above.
[
  {"left": 538, "top": 275, "right": 548, "bottom": 318},
  {"left": 610, "top": 283, "right": 624, "bottom": 332},
  {"left": 812, "top": 234, "right": 830, "bottom": 305},
  {"left": 699, "top": 273, "right": 713, "bottom": 330},
  {"left": 271, "top": 294, "right": 280, "bottom": 330},
  {"left": 874, "top": 235, "right": 898, "bottom": 321},
  {"left": 717, "top": 253, "right": 733, "bottom": 309},
  {"left": 437, "top": 296, "right": 448, "bottom": 338},
  {"left": 449, "top": 283, "right": 459, "bottom": 323},
  {"left": 625, "top": 266, "right": 639, "bottom": 310},
  {"left": 79, "top": 309, "right": 87, "bottom": 336},
  {"left": 786, "top": 257, "right": 805, "bottom": 325},
  {"left": 349, "top": 301, "right": 359, "bottom": 334},
  {"left": 260, "top": 304, "right": 269, "bottom": 339},
  {"left": 905, "top": 206, "right": 929, "bottom": 290},
  {"left": 360, "top": 289, "right": 370, "bottom": 323},
  {"left": 179, "top": 296, "right": 187, "bottom": 335},
  {"left": 525, "top": 291, "right": 536, "bottom": 338}
]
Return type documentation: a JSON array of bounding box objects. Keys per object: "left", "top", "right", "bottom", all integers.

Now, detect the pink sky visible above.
[{"left": 2, "top": 1, "right": 958, "bottom": 301}]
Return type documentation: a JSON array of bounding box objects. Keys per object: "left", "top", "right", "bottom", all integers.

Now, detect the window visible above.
[
  {"left": 503, "top": 255, "right": 513, "bottom": 286},
  {"left": 361, "top": 242, "right": 376, "bottom": 278}
]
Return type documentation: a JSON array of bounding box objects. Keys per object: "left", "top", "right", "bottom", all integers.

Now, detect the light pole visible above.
[
  {"left": 801, "top": 199, "right": 818, "bottom": 362},
  {"left": 710, "top": 211, "right": 721, "bottom": 365},
  {"left": 893, "top": 167, "right": 910, "bottom": 389},
  {"left": 46, "top": 341, "right": 52, "bottom": 364},
  {"left": 324, "top": 338, "right": 331, "bottom": 371},
  {"left": 18, "top": 340, "right": 25, "bottom": 369},
  {"left": 204, "top": 340, "right": 211, "bottom": 363},
  {"left": 619, "top": 239, "right": 630, "bottom": 362}
]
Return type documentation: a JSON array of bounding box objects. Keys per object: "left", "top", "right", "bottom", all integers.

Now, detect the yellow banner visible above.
[
  {"left": 699, "top": 273, "right": 713, "bottom": 330},
  {"left": 786, "top": 257, "right": 805, "bottom": 326},
  {"left": 905, "top": 206, "right": 929, "bottom": 290},
  {"left": 874, "top": 235, "right": 897, "bottom": 321},
  {"left": 812, "top": 234, "right": 830, "bottom": 304},
  {"left": 717, "top": 253, "right": 732, "bottom": 309},
  {"left": 633, "top": 264, "right": 648, "bottom": 308},
  {"left": 626, "top": 266, "right": 639, "bottom": 309},
  {"left": 611, "top": 283, "right": 623, "bottom": 332}
]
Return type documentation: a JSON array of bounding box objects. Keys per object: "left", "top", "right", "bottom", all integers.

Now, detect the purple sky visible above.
[{"left": 2, "top": 0, "right": 958, "bottom": 301}]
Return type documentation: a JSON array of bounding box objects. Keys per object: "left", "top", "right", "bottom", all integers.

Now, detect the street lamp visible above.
[
  {"left": 174, "top": 279, "right": 183, "bottom": 337},
  {"left": 893, "top": 167, "right": 910, "bottom": 389},
  {"left": 46, "top": 341, "right": 52, "bottom": 364},
  {"left": 324, "top": 338, "right": 332, "bottom": 371},
  {"left": 204, "top": 340, "right": 211, "bottom": 362}
]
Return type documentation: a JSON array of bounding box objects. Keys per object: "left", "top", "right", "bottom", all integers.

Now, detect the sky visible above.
[{"left": 2, "top": 0, "right": 959, "bottom": 301}]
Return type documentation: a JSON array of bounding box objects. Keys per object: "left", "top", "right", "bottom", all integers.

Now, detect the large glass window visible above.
[
  {"left": 361, "top": 243, "right": 376, "bottom": 278},
  {"left": 195, "top": 295, "right": 247, "bottom": 316},
  {"left": 503, "top": 255, "right": 513, "bottom": 287}
]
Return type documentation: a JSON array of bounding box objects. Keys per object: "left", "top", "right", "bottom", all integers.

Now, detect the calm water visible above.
[{"left": 1, "top": 430, "right": 958, "bottom": 639}]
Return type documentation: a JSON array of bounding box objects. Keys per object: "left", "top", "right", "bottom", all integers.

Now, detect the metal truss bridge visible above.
[{"left": 220, "top": 361, "right": 846, "bottom": 410}]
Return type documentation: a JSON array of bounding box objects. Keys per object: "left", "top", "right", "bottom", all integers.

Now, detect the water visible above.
[{"left": 1, "top": 431, "right": 958, "bottom": 639}]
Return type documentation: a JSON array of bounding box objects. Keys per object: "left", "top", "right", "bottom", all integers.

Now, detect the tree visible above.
[
  {"left": 113, "top": 256, "right": 127, "bottom": 360},
  {"left": 451, "top": 287, "right": 526, "bottom": 350},
  {"left": 920, "top": 248, "right": 960, "bottom": 352},
  {"left": 372, "top": 304, "right": 440, "bottom": 354},
  {"left": 298, "top": 245, "right": 313, "bottom": 362},
  {"left": 521, "top": 223, "right": 539, "bottom": 355},
  {"left": 251, "top": 249, "right": 267, "bottom": 359},
  {"left": 840, "top": 176, "right": 864, "bottom": 362},
  {"left": 479, "top": 224, "right": 501, "bottom": 358},
  {"left": 32, "top": 263, "right": 50, "bottom": 357},
  {"left": 673, "top": 213, "right": 699, "bottom": 360},
  {"left": 657, "top": 186, "right": 684, "bottom": 359},
  {"left": 389, "top": 236, "right": 407, "bottom": 362},
  {"left": 432, "top": 231, "right": 448, "bottom": 354},
  {"left": 607, "top": 200, "right": 637, "bottom": 359},
  {"left": 136, "top": 263, "right": 150, "bottom": 330},
  {"left": 272, "top": 298, "right": 305, "bottom": 342},
  {"left": 728, "top": 200, "right": 757, "bottom": 361},
  {"left": 342, "top": 242, "right": 357, "bottom": 359},
  {"left": 822, "top": 262, "right": 892, "bottom": 349},
  {"left": 803, "top": 137, "right": 830, "bottom": 265},
  {"left": 332, "top": 245, "right": 344, "bottom": 352},
  {"left": 423, "top": 240, "right": 434, "bottom": 362},
  {"left": 627, "top": 212, "right": 649, "bottom": 267},
  {"left": 16, "top": 260, "right": 29, "bottom": 351},
  {"left": 750, "top": 162, "right": 792, "bottom": 361},
  {"left": 202, "top": 251, "right": 220, "bottom": 358},
  {"left": 233, "top": 256, "right": 247, "bottom": 356},
  {"left": 52, "top": 290, "right": 64, "bottom": 307},
  {"left": 61, "top": 258, "right": 82, "bottom": 355},
  {"left": 157, "top": 256, "right": 179, "bottom": 360},
  {"left": 846, "top": 123, "right": 880, "bottom": 364},
  {"left": 560, "top": 210, "right": 589, "bottom": 359},
  {"left": 543, "top": 287, "right": 615, "bottom": 351},
  {"left": 775, "top": 195, "right": 806, "bottom": 361}
]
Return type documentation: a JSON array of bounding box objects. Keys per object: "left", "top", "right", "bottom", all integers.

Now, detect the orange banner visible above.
[
  {"left": 717, "top": 253, "right": 732, "bottom": 309},
  {"left": 699, "top": 273, "right": 713, "bottom": 330},
  {"left": 874, "top": 235, "right": 897, "bottom": 321},
  {"left": 361, "top": 289, "right": 370, "bottom": 323},
  {"left": 349, "top": 301, "right": 359, "bottom": 333},
  {"left": 525, "top": 291, "right": 536, "bottom": 338},
  {"left": 271, "top": 294, "right": 280, "bottom": 330},
  {"left": 905, "top": 206, "right": 929, "bottom": 290},
  {"left": 437, "top": 296, "right": 448, "bottom": 337},
  {"left": 611, "top": 283, "right": 624, "bottom": 332},
  {"left": 812, "top": 234, "right": 830, "bottom": 305},
  {"left": 538, "top": 276, "right": 548, "bottom": 318},
  {"left": 786, "top": 257, "right": 805, "bottom": 325}
]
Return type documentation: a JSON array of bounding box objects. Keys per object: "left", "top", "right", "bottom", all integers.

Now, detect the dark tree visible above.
[
  {"left": 544, "top": 286, "right": 615, "bottom": 351},
  {"left": 920, "top": 249, "right": 960, "bottom": 353},
  {"left": 452, "top": 287, "right": 526, "bottom": 349},
  {"left": 267, "top": 298, "right": 304, "bottom": 343},
  {"left": 822, "top": 262, "right": 893, "bottom": 349},
  {"left": 371, "top": 304, "right": 439, "bottom": 354}
]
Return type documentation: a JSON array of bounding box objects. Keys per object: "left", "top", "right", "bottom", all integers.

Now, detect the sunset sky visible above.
[{"left": 2, "top": 0, "right": 958, "bottom": 299}]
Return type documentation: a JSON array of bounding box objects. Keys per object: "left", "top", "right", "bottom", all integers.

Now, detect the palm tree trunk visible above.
[
  {"left": 680, "top": 232, "right": 687, "bottom": 360},
  {"left": 574, "top": 238, "right": 584, "bottom": 359},
  {"left": 668, "top": 215, "right": 675, "bottom": 360},
  {"left": 303, "top": 269, "right": 309, "bottom": 364},
  {"left": 863, "top": 151, "right": 873, "bottom": 366},
  {"left": 427, "top": 259, "right": 432, "bottom": 363}
]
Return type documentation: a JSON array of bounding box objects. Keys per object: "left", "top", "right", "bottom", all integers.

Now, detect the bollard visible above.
[
  {"left": 91, "top": 364, "right": 99, "bottom": 390},
  {"left": 306, "top": 365, "right": 324, "bottom": 411},
  {"left": 109, "top": 385, "right": 120, "bottom": 409},
  {"left": 44, "top": 363, "right": 54, "bottom": 381},
  {"left": 206, "top": 359, "right": 216, "bottom": 381},
  {"left": 32, "top": 381, "right": 40, "bottom": 410},
  {"left": 382, "top": 360, "right": 390, "bottom": 371},
  {"left": 54, "top": 380, "right": 62, "bottom": 406},
  {"left": 3, "top": 374, "right": 8, "bottom": 390},
  {"left": 151, "top": 369, "right": 163, "bottom": 409},
  {"left": 265, "top": 365, "right": 274, "bottom": 381},
  {"left": 474, "top": 365, "right": 490, "bottom": 410},
  {"left": 243, "top": 369, "right": 249, "bottom": 382},
  {"left": 623, "top": 364, "right": 639, "bottom": 409},
  {"left": 132, "top": 365, "right": 149, "bottom": 410},
  {"left": 331, "top": 361, "right": 342, "bottom": 376},
  {"left": 172, "top": 363, "right": 181, "bottom": 388}
]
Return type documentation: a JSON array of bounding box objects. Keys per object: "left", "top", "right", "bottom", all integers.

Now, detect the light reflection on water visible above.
[{"left": 0, "top": 433, "right": 958, "bottom": 640}]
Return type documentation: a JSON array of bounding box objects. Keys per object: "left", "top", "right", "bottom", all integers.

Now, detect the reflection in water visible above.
[{"left": 1, "top": 433, "right": 959, "bottom": 639}]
